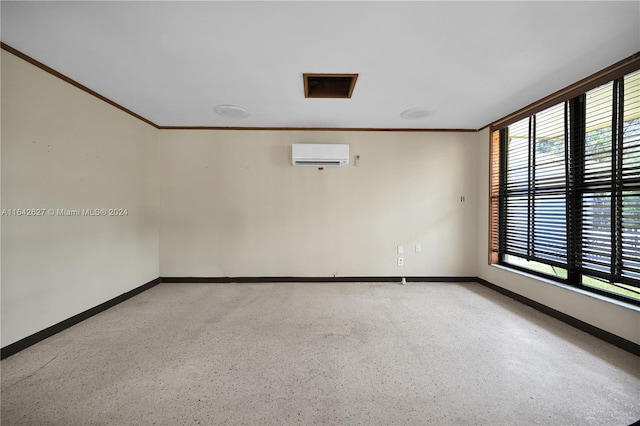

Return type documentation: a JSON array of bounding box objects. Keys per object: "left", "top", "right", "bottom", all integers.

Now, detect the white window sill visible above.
[{"left": 490, "top": 263, "right": 640, "bottom": 313}]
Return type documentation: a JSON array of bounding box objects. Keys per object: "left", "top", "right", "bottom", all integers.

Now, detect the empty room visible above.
[{"left": 1, "top": 1, "right": 639, "bottom": 425}]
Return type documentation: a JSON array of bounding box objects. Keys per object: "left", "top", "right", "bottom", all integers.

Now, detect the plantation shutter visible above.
[
  {"left": 531, "top": 103, "right": 567, "bottom": 265},
  {"left": 621, "top": 71, "right": 640, "bottom": 283},
  {"left": 502, "top": 105, "right": 568, "bottom": 267},
  {"left": 503, "top": 118, "right": 530, "bottom": 258},
  {"left": 581, "top": 81, "right": 614, "bottom": 279},
  {"left": 580, "top": 71, "right": 640, "bottom": 288}
]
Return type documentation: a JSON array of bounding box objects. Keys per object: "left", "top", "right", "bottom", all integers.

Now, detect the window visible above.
[{"left": 490, "top": 57, "right": 640, "bottom": 304}]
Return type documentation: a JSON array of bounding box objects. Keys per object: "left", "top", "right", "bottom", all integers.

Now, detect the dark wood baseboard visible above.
[
  {"left": 1, "top": 278, "right": 161, "bottom": 360},
  {"left": 160, "top": 276, "right": 478, "bottom": 283},
  {"left": 475, "top": 278, "right": 640, "bottom": 357}
]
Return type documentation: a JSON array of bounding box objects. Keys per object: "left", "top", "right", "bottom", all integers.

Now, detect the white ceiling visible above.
[{"left": 2, "top": 1, "right": 639, "bottom": 129}]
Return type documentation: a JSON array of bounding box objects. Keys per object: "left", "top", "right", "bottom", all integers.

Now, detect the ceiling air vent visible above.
[{"left": 303, "top": 73, "right": 358, "bottom": 98}]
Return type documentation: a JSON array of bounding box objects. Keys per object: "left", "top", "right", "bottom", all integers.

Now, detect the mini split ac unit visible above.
[{"left": 292, "top": 144, "right": 349, "bottom": 167}]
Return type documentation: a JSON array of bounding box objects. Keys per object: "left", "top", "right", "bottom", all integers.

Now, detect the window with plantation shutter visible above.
[
  {"left": 491, "top": 58, "right": 640, "bottom": 304},
  {"left": 576, "top": 72, "right": 640, "bottom": 298},
  {"left": 501, "top": 104, "right": 568, "bottom": 277},
  {"left": 620, "top": 71, "right": 640, "bottom": 284}
]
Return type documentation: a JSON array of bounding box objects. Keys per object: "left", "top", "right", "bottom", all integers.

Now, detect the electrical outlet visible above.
[
  {"left": 415, "top": 244, "right": 422, "bottom": 253},
  {"left": 397, "top": 257, "right": 404, "bottom": 266}
]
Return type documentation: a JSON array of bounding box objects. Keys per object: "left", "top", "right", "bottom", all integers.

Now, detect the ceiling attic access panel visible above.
[{"left": 303, "top": 73, "right": 358, "bottom": 98}]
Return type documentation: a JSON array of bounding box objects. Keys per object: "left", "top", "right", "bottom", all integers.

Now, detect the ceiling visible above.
[{"left": 2, "top": 1, "right": 639, "bottom": 130}]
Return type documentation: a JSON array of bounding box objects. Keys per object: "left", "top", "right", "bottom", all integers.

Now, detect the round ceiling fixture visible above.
[
  {"left": 213, "top": 104, "right": 249, "bottom": 119},
  {"left": 400, "top": 107, "right": 436, "bottom": 120}
]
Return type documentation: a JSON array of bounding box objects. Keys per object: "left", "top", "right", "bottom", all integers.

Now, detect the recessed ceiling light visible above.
[
  {"left": 400, "top": 107, "right": 436, "bottom": 120},
  {"left": 213, "top": 104, "right": 249, "bottom": 119}
]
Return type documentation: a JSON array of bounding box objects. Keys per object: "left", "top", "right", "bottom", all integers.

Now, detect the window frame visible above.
[{"left": 489, "top": 52, "right": 640, "bottom": 306}]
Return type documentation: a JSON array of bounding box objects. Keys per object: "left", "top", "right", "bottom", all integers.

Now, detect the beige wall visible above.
[
  {"left": 159, "top": 130, "right": 479, "bottom": 277},
  {"left": 475, "top": 128, "right": 640, "bottom": 345},
  {"left": 1, "top": 51, "right": 160, "bottom": 347},
  {"left": 2, "top": 49, "right": 638, "bottom": 349}
]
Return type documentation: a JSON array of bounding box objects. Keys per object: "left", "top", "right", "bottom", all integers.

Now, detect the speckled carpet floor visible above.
[{"left": 1, "top": 282, "right": 639, "bottom": 425}]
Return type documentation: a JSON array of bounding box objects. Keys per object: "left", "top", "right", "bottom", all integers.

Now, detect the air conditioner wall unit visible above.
[{"left": 292, "top": 143, "right": 349, "bottom": 167}]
